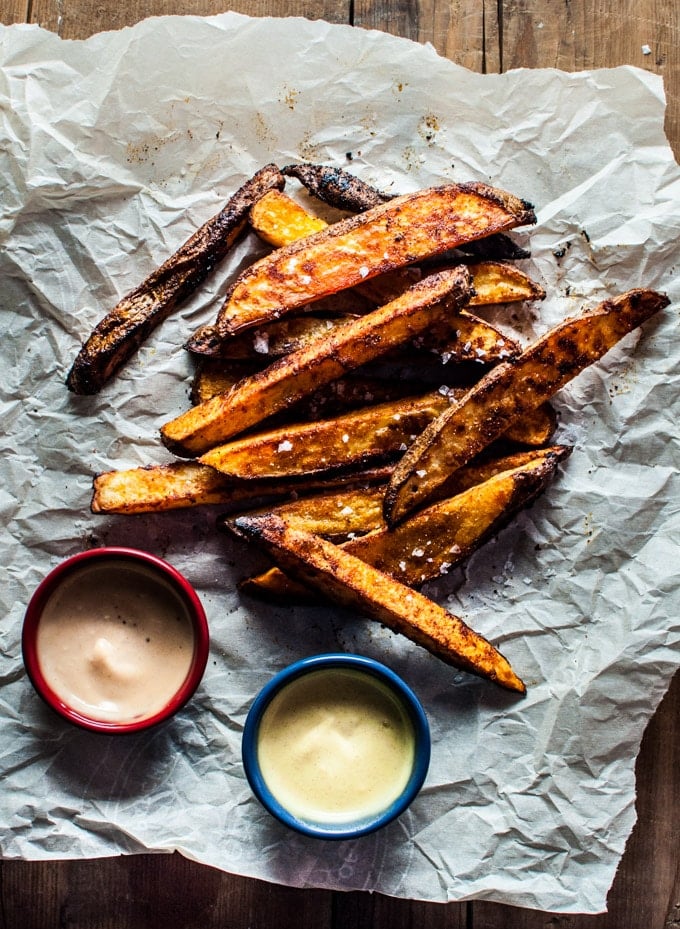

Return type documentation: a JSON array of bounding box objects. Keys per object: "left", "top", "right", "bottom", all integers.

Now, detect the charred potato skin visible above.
[
  {"left": 281, "top": 162, "right": 393, "bottom": 212},
  {"left": 66, "top": 164, "right": 285, "bottom": 395}
]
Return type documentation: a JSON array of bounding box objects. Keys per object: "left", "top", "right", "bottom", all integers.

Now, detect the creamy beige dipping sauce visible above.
[
  {"left": 257, "top": 668, "right": 416, "bottom": 824},
  {"left": 36, "top": 561, "right": 195, "bottom": 723}
]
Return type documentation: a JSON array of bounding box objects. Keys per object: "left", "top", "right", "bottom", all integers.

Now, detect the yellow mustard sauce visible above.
[
  {"left": 35, "top": 562, "right": 195, "bottom": 723},
  {"left": 257, "top": 668, "right": 416, "bottom": 824}
]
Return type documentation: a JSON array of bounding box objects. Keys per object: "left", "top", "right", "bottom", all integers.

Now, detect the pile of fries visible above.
[{"left": 71, "top": 162, "right": 669, "bottom": 695}]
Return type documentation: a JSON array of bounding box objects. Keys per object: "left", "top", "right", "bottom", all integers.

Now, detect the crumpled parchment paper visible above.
[{"left": 0, "top": 12, "right": 678, "bottom": 914}]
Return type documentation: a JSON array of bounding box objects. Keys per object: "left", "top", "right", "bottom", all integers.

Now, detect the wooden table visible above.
[{"left": 1, "top": 3, "right": 678, "bottom": 927}]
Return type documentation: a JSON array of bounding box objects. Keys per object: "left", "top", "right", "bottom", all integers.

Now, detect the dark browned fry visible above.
[
  {"left": 281, "top": 162, "right": 393, "bottom": 212},
  {"left": 384, "top": 288, "right": 669, "bottom": 525},
  {"left": 66, "top": 164, "right": 285, "bottom": 394}
]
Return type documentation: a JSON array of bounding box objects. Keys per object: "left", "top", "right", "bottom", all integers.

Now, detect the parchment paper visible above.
[{"left": 1, "top": 12, "right": 679, "bottom": 913}]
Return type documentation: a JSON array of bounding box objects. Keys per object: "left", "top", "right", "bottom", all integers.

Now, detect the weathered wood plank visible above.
[
  {"left": 354, "top": 0, "right": 499, "bottom": 73},
  {"left": 333, "top": 889, "right": 468, "bottom": 927},
  {"left": 500, "top": 0, "right": 679, "bottom": 155},
  {"left": 0, "top": 854, "right": 333, "bottom": 929},
  {"left": 25, "top": 0, "right": 349, "bottom": 39},
  {"left": 0, "top": 1, "right": 29, "bottom": 24}
]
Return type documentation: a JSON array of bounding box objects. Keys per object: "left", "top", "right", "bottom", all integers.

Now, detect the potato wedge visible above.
[
  {"left": 233, "top": 446, "right": 571, "bottom": 601},
  {"left": 216, "top": 182, "right": 535, "bottom": 335},
  {"left": 384, "top": 288, "right": 669, "bottom": 524},
  {"left": 199, "top": 390, "right": 557, "bottom": 480},
  {"left": 91, "top": 460, "right": 393, "bottom": 515},
  {"left": 66, "top": 164, "right": 285, "bottom": 394},
  {"left": 249, "top": 191, "right": 542, "bottom": 310},
  {"left": 226, "top": 485, "right": 387, "bottom": 543},
  {"left": 200, "top": 392, "right": 448, "bottom": 479},
  {"left": 231, "top": 445, "right": 572, "bottom": 548},
  {"left": 233, "top": 514, "right": 526, "bottom": 693},
  {"left": 343, "top": 446, "right": 569, "bottom": 584},
  {"left": 161, "top": 267, "right": 473, "bottom": 456},
  {"left": 250, "top": 189, "right": 327, "bottom": 245},
  {"left": 282, "top": 164, "right": 531, "bottom": 260},
  {"left": 198, "top": 308, "right": 519, "bottom": 366}
]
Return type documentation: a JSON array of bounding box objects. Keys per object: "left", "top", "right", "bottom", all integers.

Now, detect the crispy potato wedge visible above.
[
  {"left": 282, "top": 164, "right": 532, "bottom": 261},
  {"left": 200, "top": 392, "right": 448, "bottom": 479},
  {"left": 250, "top": 191, "right": 541, "bottom": 311},
  {"left": 227, "top": 444, "right": 569, "bottom": 544},
  {"left": 199, "top": 389, "right": 556, "bottom": 480},
  {"left": 227, "top": 485, "right": 387, "bottom": 543},
  {"left": 216, "top": 182, "right": 535, "bottom": 335},
  {"left": 385, "top": 288, "right": 669, "bottom": 524},
  {"left": 238, "top": 445, "right": 571, "bottom": 600},
  {"left": 233, "top": 514, "right": 526, "bottom": 693},
  {"left": 250, "top": 190, "right": 542, "bottom": 307},
  {"left": 199, "top": 307, "right": 520, "bottom": 366},
  {"left": 91, "top": 460, "right": 393, "bottom": 515},
  {"left": 66, "top": 164, "right": 285, "bottom": 394},
  {"left": 161, "top": 267, "right": 473, "bottom": 456},
  {"left": 343, "top": 446, "right": 569, "bottom": 584}
]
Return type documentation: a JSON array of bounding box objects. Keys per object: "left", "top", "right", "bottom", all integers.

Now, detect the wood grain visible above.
[
  {"left": 354, "top": 0, "right": 500, "bottom": 73},
  {"left": 24, "top": 0, "right": 349, "bottom": 39},
  {"left": 1, "top": 0, "right": 28, "bottom": 24},
  {"left": 501, "top": 0, "right": 679, "bottom": 156}
]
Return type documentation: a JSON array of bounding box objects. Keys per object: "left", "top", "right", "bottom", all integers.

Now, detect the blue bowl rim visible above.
[{"left": 242, "top": 652, "right": 431, "bottom": 840}]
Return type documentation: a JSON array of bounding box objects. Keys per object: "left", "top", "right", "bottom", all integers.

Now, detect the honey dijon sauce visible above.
[
  {"left": 35, "top": 561, "right": 196, "bottom": 723},
  {"left": 256, "top": 668, "right": 416, "bottom": 824}
]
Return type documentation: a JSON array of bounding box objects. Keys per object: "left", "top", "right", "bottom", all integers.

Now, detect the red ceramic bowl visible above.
[{"left": 22, "top": 547, "right": 209, "bottom": 734}]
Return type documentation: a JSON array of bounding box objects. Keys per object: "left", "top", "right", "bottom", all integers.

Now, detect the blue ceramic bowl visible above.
[{"left": 242, "top": 653, "right": 430, "bottom": 839}]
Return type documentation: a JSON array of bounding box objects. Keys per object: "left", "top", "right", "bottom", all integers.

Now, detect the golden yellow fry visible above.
[
  {"left": 234, "top": 514, "right": 526, "bottom": 693},
  {"left": 218, "top": 182, "right": 534, "bottom": 335},
  {"left": 91, "top": 460, "right": 393, "bottom": 515},
  {"left": 249, "top": 189, "right": 327, "bottom": 245}
]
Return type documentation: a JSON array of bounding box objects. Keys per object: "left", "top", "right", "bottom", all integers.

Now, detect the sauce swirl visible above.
[
  {"left": 35, "top": 561, "right": 195, "bottom": 723},
  {"left": 256, "top": 668, "right": 416, "bottom": 824}
]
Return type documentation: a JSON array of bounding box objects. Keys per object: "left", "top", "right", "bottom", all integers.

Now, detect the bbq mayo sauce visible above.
[
  {"left": 35, "top": 561, "right": 195, "bottom": 723},
  {"left": 256, "top": 668, "right": 416, "bottom": 823}
]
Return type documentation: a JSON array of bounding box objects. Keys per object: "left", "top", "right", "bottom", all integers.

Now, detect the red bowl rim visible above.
[{"left": 22, "top": 547, "right": 209, "bottom": 734}]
